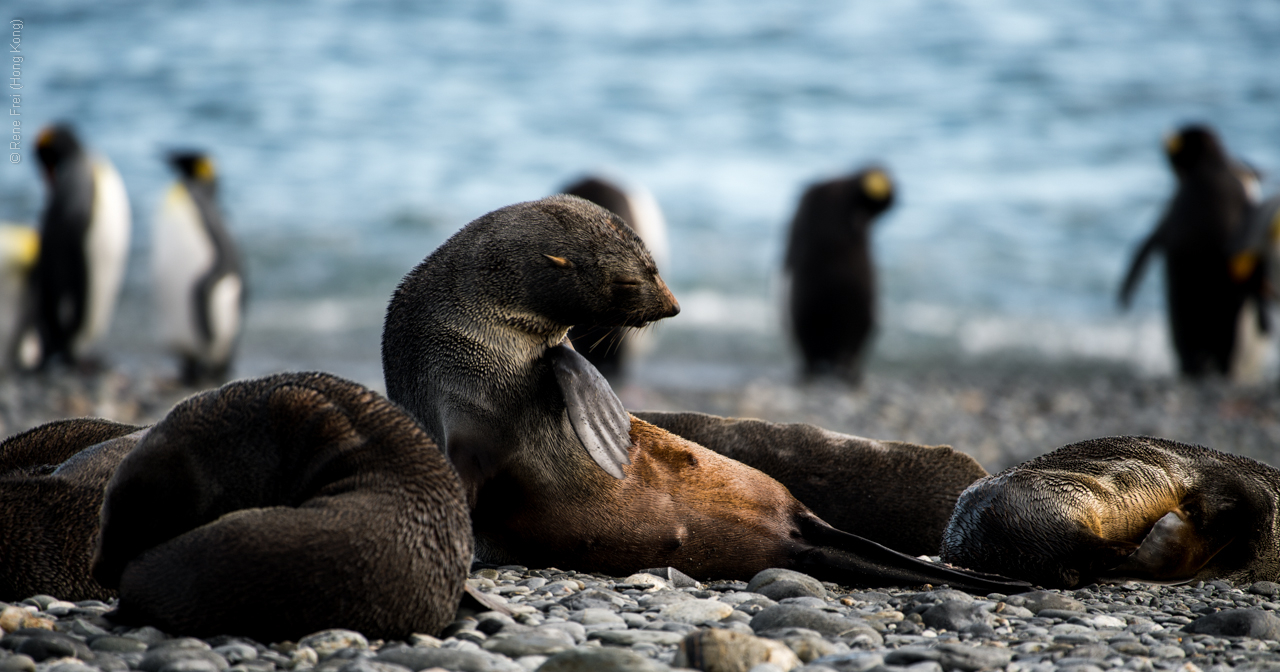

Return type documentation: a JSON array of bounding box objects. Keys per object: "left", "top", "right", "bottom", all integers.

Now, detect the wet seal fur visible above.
[
  {"left": 383, "top": 195, "right": 1027, "bottom": 593},
  {"left": 633, "top": 410, "right": 988, "bottom": 557},
  {"left": 941, "top": 436, "right": 1280, "bottom": 589},
  {"left": 0, "top": 372, "right": 472, "bottom": 642}
]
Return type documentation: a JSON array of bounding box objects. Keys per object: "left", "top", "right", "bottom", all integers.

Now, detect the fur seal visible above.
[
  {"left": 784, "top": 166, "right": 895, "bottom": 383},
  {"left": 152, "top": 150, "right": 245, "bottom": 385},
  {"left": 0, "top": 417, "right": 144, "bottom": 601},
  {"left": 632, "top": 410, "right": 988, "bottom": 558},
  {"left": 0, "top": 372, "right": 472, "bottom": 642},
  {"left": 1119, "top": 125, "right": 1265, "bottom": 379},
  {"left": 383, "top": 195, "right": 1027, "bottom": 592},
  {"left": 559, "top": 175, "right": 670, "bottom": 380},
  {"left": 941, "top": 436, "right": 1280, "bottom": 589},
  {"left": 30, "top": 124, "right": 131, "bottom": 368}
]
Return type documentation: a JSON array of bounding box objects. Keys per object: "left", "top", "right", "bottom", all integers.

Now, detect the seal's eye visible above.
[{"left": 543, "top": 254, "right": 574, "bottom": 269}]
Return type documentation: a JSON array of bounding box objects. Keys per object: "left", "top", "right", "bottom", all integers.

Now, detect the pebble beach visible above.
[{"left": 6, "top": 364, "right": 1280, "bottom": 671}]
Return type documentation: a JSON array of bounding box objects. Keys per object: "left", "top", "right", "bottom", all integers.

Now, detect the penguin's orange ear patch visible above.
[{"left": 544, "top": 254, "right": 575, "bottom": 269}]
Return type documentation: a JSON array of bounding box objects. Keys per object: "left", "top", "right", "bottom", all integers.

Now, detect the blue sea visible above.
[{"left": 2, "top": 1, "right": 1279, "bottom": 390}]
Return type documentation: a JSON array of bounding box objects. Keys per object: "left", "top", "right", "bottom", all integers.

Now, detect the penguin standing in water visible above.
[
  {"left": 784, "top": 166, "right": 894, "bottom": 384},
  {"left": 29, "top": 124, "right": 131, "bottom": 369},
  {"left": 560, "top": 175, "right": 670, "bottom": 380},
  {"left": 1119, "top": 125, "right": 1266, "bottom": 379},
  {"left": 152, "top": 151, "right": 245, "bottom": 386}
]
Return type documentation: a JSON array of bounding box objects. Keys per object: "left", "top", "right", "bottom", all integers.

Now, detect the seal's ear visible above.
[{"left": 546, "top": 344, "right": 632, "bottom": 479}]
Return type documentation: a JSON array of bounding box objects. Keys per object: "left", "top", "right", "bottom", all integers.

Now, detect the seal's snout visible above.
[{"left": 656, "top": 276, "right": 680, "bottom": 319}]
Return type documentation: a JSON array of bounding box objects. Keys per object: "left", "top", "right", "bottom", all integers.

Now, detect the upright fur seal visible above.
[
  {"left": 383, "top": 195, "right": 1027, "bottom": 592},
  {"left": 632, "top": 411, "right": 988, "bottom": 557},
  {"left": 941, "top": 436, "right": 1280, "bottom": 589},
  {"left": 1119, "top": 125, "right": 1265, "bottom": 379},
  {"left": 560, "top": 175, "right": 670, "bottom": 379},
  {"left": 784, "top": 167, "right": 894, "bottom": 383},
  {"left": 0, "top": 372, "right": 472, "bottom": 642}
]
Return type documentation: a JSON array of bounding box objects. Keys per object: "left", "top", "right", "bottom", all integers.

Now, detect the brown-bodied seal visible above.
[
  {"left": 632, "top": 411, "right": 988, "bottom": 558},
  {"left": 559, "top": 175, "right": 670, "bottom": 380},
  {"left": 940, "top": 436, "right": 1280, "bottom": 589},
  {"left": 784, "top": 166, "right": 894, "bottom": 384},
  {"left": 1119, "top": 125, "right": 1266, "bottom": 379},
  {"left": 383, "top": 194, "right": 1027, "bottom": 592},
  {"left": 1, "top": 372, "right": 472, "bottom": 642},
  {"left": 0, "top": 418, "right": 144, "bottom": 601}
]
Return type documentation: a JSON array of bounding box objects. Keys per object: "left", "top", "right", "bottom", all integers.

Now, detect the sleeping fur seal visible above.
[
  {"left": 0, "top": 418, "right": 144, "bottom": 601},
  {"left": 941, "top": 436, "right": 1280, "bottom": 589},
  {"left": 632, "top": 411, "right": 988, "bottom": 558},
  {"left": 383, "top": 195, "right": 1027, "bottom": 592},
  {"left": 1, "top": 372, "right": 472, "bottom": 642}
]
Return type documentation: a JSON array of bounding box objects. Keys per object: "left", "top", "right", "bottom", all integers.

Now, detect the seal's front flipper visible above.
[
  {"left": 1106, "top": 509, "right": 1231, "bottom": 584},
  {"left": 547, "top": 344, "right": 632, "bottom": 479},
  {"left": 793, "top": 514, "right": 1032, "bottom": 594}
]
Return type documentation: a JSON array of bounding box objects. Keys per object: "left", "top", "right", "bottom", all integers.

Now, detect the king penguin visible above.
[
  {"left": 784, "top": 166, "right": 895, "bottom": 384},
  {"left": 152, "top": 151, "right": 245, "bottom": 386},
  {"left": 30, "top": 123, "right": 131, "bottom": 369},
  {"left": 1119, "top": 125, "right": 1265, "bottom": 380},
  {"left": 559, "top": 175, "right": 670, "bottom": 380}
]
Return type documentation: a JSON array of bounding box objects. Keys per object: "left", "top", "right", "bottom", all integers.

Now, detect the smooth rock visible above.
[
  {"left": 588, "top": 630, "right": 685, "bottom": 647},
  {"left": 211, "top": 644, "right": 257, "bottom": 664},
  {"left": 747, "top": 570, "right": 827, "bottom": 602},
  {"left": 14, "top": 631, "right": 93, "bottom": 662},
  {"left": 640, "top": 567, "right": 700, "bottom": 588},
  {"left": 299, "top": 630, "right": 369, "bottom": 657},
  {"left": 0, "top": 654, "right": 35, "bottom": 672},
  {"left": 535, "top": 623, "right": 585, "bottom": 645},
  {"left": 1183, "top": 609, "right": 1280, "bottom": 639},
  {"left": 933, "top": 643, "right": 1014, "bottom": 671},
  {"left": 138, "top": 649, "right": 230, "bottom": 672},
  {"left": 482, "top": 632, "right": 573, "bottom": 657},
  {"left": 560, "top": 590, "right": 627, "bottom": 611},
  {"left": 1248, "top": 581, "right": 1280, "bottom": 597},
  {"left": 375, "top": 645, "right": 523, "bottom": 672},
  {"left": 674, "top": 628, "right": 800, "bottom": 672},
  {"left": 660, "top": 599, "right": 734, "bottom": 625},
  {"left": 158, "top": 659, "right": 224, "bottom": 672},
  {"left": 336, "top": 661, "right": 412, "bottom": 672},
  {"left": 1011, "top": 591, "right": 1085, "bottom": 614},
  {"left": 808, "top": 651, "right": 884, "bottom": 672},
  {"left": 750, "top": 606, "right": 868, "bottom": 639},
  {"left": 920, "top": 603, "right": 993, "bottom": 632},
  {"left": 535, "top": 647, "right": 670, "bottom": 672}
]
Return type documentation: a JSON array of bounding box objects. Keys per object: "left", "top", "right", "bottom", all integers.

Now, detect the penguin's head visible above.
[
  {"left": 856, "top": 167, "right": 895, "bottom": 215},
  {"left": 35, "top": 123, "right": 84, "bottom": 176},
  {"left": 1164, "top": 125, "right": 1229, "bottom": 176},
  {"left": 168, "top": 151, "right": 218, "bottom": 185}
]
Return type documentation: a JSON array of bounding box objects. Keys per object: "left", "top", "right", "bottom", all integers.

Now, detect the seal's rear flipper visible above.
[
  {"left": 793, "top": 514, "right": 1032, "bottom": 594},
  {"left": 548, "top": 344, "right": 633, "bottom": 479}
]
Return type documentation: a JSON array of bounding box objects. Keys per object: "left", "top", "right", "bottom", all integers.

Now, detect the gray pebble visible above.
[
  {"left": 137, "top": 649, "right": 229, "bottom": 672},
  {"left": 747, "top": 569, "right": 828, "bottom": 601},
  {"left": 751, "top": 605, "right": 868, "bottom": 638},
  {"left": 375, "top": 645, "right": 523, "bottom": 672},
  {"left": 89, "top": 636, "right": 148, "bottom": 654},
  {"left": 1184, "top": 608, "right": 1280, "bottom": 639},
  {"left": 535, "top": 647, "right": 670, "bottom": 672},
  {"left": 588, "top": 630, "right": 685, "bottom": 647},
  {"left": 481, "top": 632, "right": 573, "bottom": 657},
  {"left": 920, "top": 602, "right": 993, "bottom": 632}
]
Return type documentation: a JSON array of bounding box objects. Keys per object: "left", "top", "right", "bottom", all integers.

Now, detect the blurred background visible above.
[{"left": 2, "top": 0, "right": 1279, "bottom": 400}]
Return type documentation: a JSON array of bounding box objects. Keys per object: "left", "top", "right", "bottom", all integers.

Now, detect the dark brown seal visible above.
[
  {"left": 941, "top": 436, "right": 1280, "bottom": 589},
  {"left": 383, "top": 195, "right": 1027, "bottom": 592},
  {"left": 0, "top": 418, "right": 144, "bottom": 601},
  {"left": 784, "top": 166, "right": 894, "bottom": 383},
  {"left": 632, "top": 410, "right": 988, "bottom": 557},
  {"left": 88, "top": 371, "right": 472, "bottom": 642}
]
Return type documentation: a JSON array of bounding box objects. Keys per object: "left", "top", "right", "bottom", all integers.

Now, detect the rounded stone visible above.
[
  {"left": 1183, "top": 609, "right": 1280, "bottom": 639},
  {"left": 481, "top": 632, "right": 573, "bottom": 657},
  {"left": 673, "top": 628, "right": 800, "bottom": 672},
  {"left": 747, "top": 569, "right": 827, "bottom": 601},
  {"left": 0, "top": 655, "right": 35, "bottom": 672},
  {"left": 750, "top": 605, "right": 866, "bottom": 639},
  {"left": 660, "top": 599, "right": 735, "bottom": 625},
  {"left": 920, "top": 602, "right": 994, "bottom": 632},
  {"left": 536, "top": 647, "right": 670, "bottom": 672},
  {"left": 299, "top": 630, "right": 369, "bottom": 657},
  {"left": 138, "top": 649, "right": 230, "bottom": 672}
]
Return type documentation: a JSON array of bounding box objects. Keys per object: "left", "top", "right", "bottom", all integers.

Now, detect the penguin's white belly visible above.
[
  {"left": 153, "top": 184, "right": 215, "bottom": 356},
  {"left": 72, "top": 158, "right": 131, "bottom": 358},
  {"left": 206, "top": 273, "right": 243, "bottom": 366}
]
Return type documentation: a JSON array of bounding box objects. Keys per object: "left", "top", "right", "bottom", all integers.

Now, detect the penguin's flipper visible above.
[
  {"left": 547, "top": 344, "right": 632, "bottom": 479},
  {"left": 1119, "top": 231, "right": 1161, "bottom": 309}
]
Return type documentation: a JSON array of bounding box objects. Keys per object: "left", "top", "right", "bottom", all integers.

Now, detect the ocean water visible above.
[{"left": 2, "top": 0, "right": 1279, "bottom": 390}]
